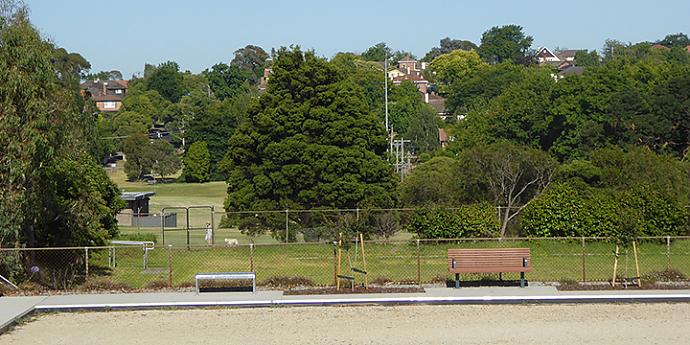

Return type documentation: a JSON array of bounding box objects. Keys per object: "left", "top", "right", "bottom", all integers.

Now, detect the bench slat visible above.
[
  {"left": 448, "top": 248, "right": 531, "bottom": 274},
  {"left": 452, "top": 267, "right": 532, "bottom": 273}
]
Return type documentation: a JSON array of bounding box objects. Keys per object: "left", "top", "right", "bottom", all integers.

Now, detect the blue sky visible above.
[{"left": 27, "top": 0, "right": 690, "bottom": 78}]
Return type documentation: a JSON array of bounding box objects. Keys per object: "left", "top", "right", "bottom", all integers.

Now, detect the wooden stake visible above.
[
  {"left": 633, "top": 240, "right": 641, "bottom": 286},
  {"left": 360, "top": 233, "right": 368, "bottom": 289},
  {"left": 612, "top": 244, "right": 620, "bottom": 287}
]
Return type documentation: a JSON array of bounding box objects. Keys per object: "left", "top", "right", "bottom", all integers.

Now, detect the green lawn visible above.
[
  {"left": 86, "top": 238, "right": 690, "bottom": 289},
  {"left": 101, "top": 166, "right": 690, "bottom": 290},
  {"left": 109, "top": 165, "right": 413, "bottom": 246}
]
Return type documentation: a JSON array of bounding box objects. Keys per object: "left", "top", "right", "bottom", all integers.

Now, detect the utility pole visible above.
[
  {"left": 384, "top": 54, "right": 393, "bottom": 160},
  {"left": 384, "top": 57, "right": 389, "bottom": 136},
  {"left": 392, "top": 138, "right": 413, "bottom": 181}
]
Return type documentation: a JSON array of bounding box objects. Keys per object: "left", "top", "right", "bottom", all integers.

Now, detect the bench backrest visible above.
[{"left": 448, "top": 248, "right": 531, "bottom": 273}]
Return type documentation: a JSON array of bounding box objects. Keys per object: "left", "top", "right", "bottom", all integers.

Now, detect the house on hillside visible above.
[
  {"left": 556, "top": 50, "right": 579, "bottom": 62},
  {"left": 535, "top": 47, "right": 584, "bottom": 70},
  {"left": 387, "top": 68, "right": 406, "bottom": 79},
  {"left": 387, "top": 56, "right": 455, "bottom": 121},
  {"left": 426, "top": 92, "right": 454, "bottom": 119},
  {"left": 438, "top": 128, "right": 449, "bottom": 149},
  {"left": 535, "top": 47, "right": 560, "bottom": 64},
  {"left": 259, "top": 67, "right": 272, "bottom": 91},
  {"left": 392, "top": 71, "right": 429, "bottom": 93},
  {"left": 80, "top": 79, "right": 129, "bottom": 112},
  {"left": 553, "top": 66, "right": 585, "bottom": 81}
]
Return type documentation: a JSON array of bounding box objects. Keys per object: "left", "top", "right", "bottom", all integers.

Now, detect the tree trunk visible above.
[{"left": 500, "top": 200, "right": 512, "bottom": 238}]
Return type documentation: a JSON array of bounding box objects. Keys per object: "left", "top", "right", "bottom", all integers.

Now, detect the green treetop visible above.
[{"left": 223, "top": 47, "right": 398, "bottom": 215}]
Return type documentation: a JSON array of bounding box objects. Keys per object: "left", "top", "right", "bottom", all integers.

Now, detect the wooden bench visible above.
[
  {"left": 195, "top": 272, "right": 256, "bottom": 294},
  {"left": 448, "top": 248, "right": 531, "bottom": 288}
]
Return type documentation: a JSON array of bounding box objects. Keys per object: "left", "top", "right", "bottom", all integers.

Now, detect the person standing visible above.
[{"left": 204, "top": 222, "right": 213, "bottom": 246}]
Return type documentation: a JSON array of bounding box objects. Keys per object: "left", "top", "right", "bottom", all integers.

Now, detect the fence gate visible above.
[{"left": 161, "top": 206, "right": 215, "bottom": 248}]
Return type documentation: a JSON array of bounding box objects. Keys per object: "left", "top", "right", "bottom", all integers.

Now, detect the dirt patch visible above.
[
  {"left": 284, "top": 285, "right": 424, "bottom": 295},
  {"left": 3, "top": 304, "right": 690, "bottom": 344}
]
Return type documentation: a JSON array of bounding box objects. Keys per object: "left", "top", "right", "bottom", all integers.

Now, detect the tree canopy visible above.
[
  {"left": 361, "top": 42, "right": 390, "bottom": 62},
  {"left": 183, "top": 141, "right": 211, "bottom": 183},
  {"left": 205, "top": 63, "right": 251, "bottom": 100},
  {"left": 429, "top": 49, "right": 487, "bottom": 86},
  {"left": 0, "top": 6, "right": 123, "bottom": 250},
  {"left": 423, "top": 37, "right": 478, "bottom": 62},
  {"left": 230, "top": 44, "right": 269, "bottom": 84},
  {"left": 146, "top": 61, "right": 186, "bottom": 103},
  {"left": 223, "top": 47, "right": 398, "bottom": 239},
  {"left": 478, "top": 25, "right": 534, "bottom": 64}
]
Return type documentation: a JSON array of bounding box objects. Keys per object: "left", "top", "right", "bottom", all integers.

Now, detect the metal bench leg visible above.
[
  {"left": 455, "top": 273, "right": 460, "bottom": 288},
  {"left": 520, "top": 272, "right": 526, "bottom": 288}
]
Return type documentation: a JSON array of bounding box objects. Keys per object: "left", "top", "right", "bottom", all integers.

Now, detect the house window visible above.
[
  {"left": 103, "top": 101, "right": 117, "bottom": 109},
  {"left": 115, "top": 89, "right": 123, "bottom": 94}
]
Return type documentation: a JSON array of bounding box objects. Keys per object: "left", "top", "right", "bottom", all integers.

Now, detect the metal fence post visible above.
[
  {"left": 161, "top": 209, "right": 166, "bottom": 245},
  {"left": 666, "top": 236, "right": 671, "bottom": 270},
  {"left": 249, "top": 242, "right": 254, "bottom": 272},
  {"left": 211, "top": 206, "right": 215, "bottom": 246},
  {"left": 581, "top": 237, "right": 586, "bottom": 282},
  {"left": 167, "top": 245, "right": 173, "bottom": 288},
  {"left": 416, "top": 239, "right": 421, "bottom": 286},
  {"left": 186, "top": 208, "right": 190, "bottom": 250},
  {"left": 84, "top": 247, "right": 89, "bottom": 279}
]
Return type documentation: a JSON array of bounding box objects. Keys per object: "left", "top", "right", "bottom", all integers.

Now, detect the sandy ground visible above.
[{"left": 2, "top": 303, "right": 690, "bottom": 345}]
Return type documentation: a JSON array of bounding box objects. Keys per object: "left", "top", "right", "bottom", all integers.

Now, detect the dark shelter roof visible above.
[{"left": 121, "top": 192, "right": 155, "bottom": 201}]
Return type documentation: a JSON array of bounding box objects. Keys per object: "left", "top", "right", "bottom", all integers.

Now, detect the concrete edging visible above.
[
  {"left": 0, "top": 305, "right": 36, "bottom": 335},
  {"left": 31, "top": 293, "right": 690, "bottom": 312}
]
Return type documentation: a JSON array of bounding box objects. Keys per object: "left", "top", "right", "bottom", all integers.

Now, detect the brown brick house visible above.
[{"left": 80, "top": 79, "right": 129, "bottom": 112}]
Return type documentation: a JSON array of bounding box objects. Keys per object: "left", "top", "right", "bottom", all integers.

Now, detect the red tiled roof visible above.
[
  {"left": 93, "top": 95, "right": 124, "bottom": 102},
  {"left": 392, "top": 73, "right": 428, "bottom": 84},
  {"left": 427, "top": 94, "right": 446, "bottom": 114}
]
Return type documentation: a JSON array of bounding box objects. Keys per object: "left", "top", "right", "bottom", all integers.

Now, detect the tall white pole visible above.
[
  {"left": 384, "top": 54, "right": 394, "bottom": 160},
  {"left": 384, "top": 57, "right": 389, "bottom": 134}
]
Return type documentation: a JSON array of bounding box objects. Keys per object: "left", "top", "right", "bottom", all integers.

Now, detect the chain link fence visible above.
[{"left": 2, "top": 237, "right": 690, "bottom": 292}]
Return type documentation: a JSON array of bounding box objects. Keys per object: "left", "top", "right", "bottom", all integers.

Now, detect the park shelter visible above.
[
  {"left": 121, "top": 192, "right": 155, "bottom": 215},
  {"left": 118, "top": 192, "right": 176, "bottom": 228}
]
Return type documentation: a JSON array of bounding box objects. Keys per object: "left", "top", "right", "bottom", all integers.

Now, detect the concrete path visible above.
[
  {"left": 0, "top": 296, "right": 46, "bottom": 333},
  {"left": 2, "top": 287, "right": 690, "bottom": 334}
]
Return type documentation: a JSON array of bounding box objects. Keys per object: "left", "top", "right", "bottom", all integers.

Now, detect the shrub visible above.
[
  {"left": 521, "top": 180, "right": 618, "bottom": 237},
  {"left": 144, "top": 280, "right": 170, "bottom": 289},
  {"left": 522, "top": 180, "right": 689, "bottom": 238},
  {"left": 641, "top": 269, "right": 687, "bottom": 284},
  {"left": 81, "top": 277, "right": 131, "bottom": 291},
  {"left": 407, "top": 202, "right": 499, "bottom": 238},
  {"left": 115, "top": 232, "right": 157, "bottom": 243},
  {"left": 261, "top": 276, "right": 314, "bottom": 288}
]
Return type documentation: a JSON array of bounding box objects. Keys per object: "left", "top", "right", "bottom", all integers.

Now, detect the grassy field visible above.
[
  {"left": 99, "top": 166, "right": 690, "bottom": 290},
  {"left": 108, "top": 165, "right": 286, "bottom": 244},
  {"left": 109, "top": 165, "right": 415, "bottom": 245},
  {"left": 84, "top": 238, "right": 690, "bottom": 289}
]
